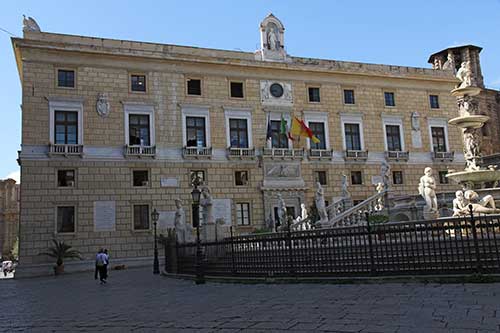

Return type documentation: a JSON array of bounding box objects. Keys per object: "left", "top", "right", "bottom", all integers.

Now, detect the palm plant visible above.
[{"left": 40, "top": 239, "right": 82, "bottom": 267}]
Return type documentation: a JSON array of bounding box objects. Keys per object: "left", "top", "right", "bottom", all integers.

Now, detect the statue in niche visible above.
[
  {"left": 411, "top": 112, "right": 421, "bottom": 131},
  {"left": 266, "top": 212, "right": 275, "bottom": 231},
  {"left": 200, "top": 186, "right": 214, "bottom": 225},
  {"left": 442, "top": 52, "right": 455, "bottom": 71},
  {"left": 96, "top": 93, "right": 110, "bottom": 117},
  {"left": 463, "top": 128, "right": 481, "bottom": 171},
  {"left": 456, "top": 61, "right": 474, "bottom": 89},
  {"left": 315, "top": 182, "right": 328, "bottom": 224},
  {"left": 266, "top": 26, "right": 279, "bottom": 51},
  {"left": 174, "top": 199, "right": 194, "bottom": 243},
  {"left": 418, "top": 167, "right": 438, "bottom": 214}
]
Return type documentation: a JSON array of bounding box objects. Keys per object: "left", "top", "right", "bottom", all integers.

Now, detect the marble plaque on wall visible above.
[
  {"left": 411, "top": 130, "right": 423, "bottom": 148},
  {"left": 94, "top": 201, "right": 116, "bottom": 232},
  {"left": 213, "top": 199, "right": 232, "bottom": 226},
  {"left": 160, "top": 177, "right": 179, "bottom": 188},
  {"left": 158, "top": 211, "right": 176, "bottom": 230}
]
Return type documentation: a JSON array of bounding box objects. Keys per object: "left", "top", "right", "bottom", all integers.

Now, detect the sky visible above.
[{"left": 1, "top": 0, "right": 499, "bottom": 183}]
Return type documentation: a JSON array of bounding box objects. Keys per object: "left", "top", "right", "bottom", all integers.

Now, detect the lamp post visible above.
[
  {"left": 151, "top": 208, "right": 160, "bottom": 275},
  {"left": 191, "top": 177, "right": 205, "bottom": 284}
]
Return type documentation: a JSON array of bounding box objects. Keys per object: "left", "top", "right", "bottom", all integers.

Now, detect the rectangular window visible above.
[
  {"left": 57, "top": 170, "right": 75, "bottom": 187},
  {"left": 190, "top": 170, "right": 205, "bottom": 185},
  {"left": 55, "top": 111, "right": 78, "bottom": 144},
  {"left": 315, "top": 171, "right": 327, "bottom": 186},
  {"left": 229, "top": 118, "right": 249, "bottom": 148},
  {"left": 386, "top": 125, "right": 402, "bottom": 151},
  {"left": 57, "top": 69, "right": 75, "bottom": 88},
  {"left": 431, "top": 126, "right": 447, "bottom": 152},
  {"left": 131, "top": 74, "right": 146, "bottom": 92},
  {"left": 384, "top": 92, "right": 395, "bottom": 106},
  {"left": 270, "top": 120, "right": 288, "bottom": 148},
  {"left": 133, "top": 170, "right": 149, "bottom": 187},
  {"left": 344, "top": 123, "right": 361, "bottom": 150},
  {"left": 309, "top": 122, "right": 326, "bottom": 150},
  {"left": 344, "top": 89, "right": 355, "bottom": 104},
  {"left": 392, "top": 171, "right": 403, "bottom": 185},
  {"left": 186, "top": 116, "right": 206, "bottom": 147},
  {"left": 230, "top": 81, "right": 244, "bottom": 98},
  {"left": 57, "top": 206, "right": 75, "bottom": 233},
  {"left": 308, "top": 87, "right": 320, "bottom": 103},
  {"left": 187, "top": 78, "right": 202, "bottom": 96},
  {"left": 129, "top": 114, "right": 150, "bottom": 146},
  {"left": 235, "top": 171, "right": 248, "bottom": 186},
  {"left": 236, "top": 203, "right": 251, "bottom": 226},
  {"left": 430, "top": 95, "right": 440, "bottom": 109},
  {"left": 133, "top": 204, "right": 150, "bottom": 230},
  {"left": 351, "top": 171, "right": 363, "bottom": 185},
  {"left": 439, "top": 171, "right": 449, "bottom": 184}
]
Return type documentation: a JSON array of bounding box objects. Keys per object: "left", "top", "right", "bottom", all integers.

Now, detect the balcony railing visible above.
[
  {"left": 385, "top": 150, "right": 409, "bottom": 161},
  {"left": 262, "top": 148, "right": 304, "bottom": 159},
  {"left": 227, "top": 147, "right": 256, "bottom": 159},
  {"left": 344, "top": 150, "right": 368, "bottom": 161},
  {"left": 125, "top": 145, "right": 156, "bottom": 158},
  {"left": 308, "top": 149, "right": 334, "bottom": 160},
  {"left": 48, "top": 144, "right": 83, "bottom": 157},
  {"left": 183, "top": 146, "right": 213, "bottom": 159},
  {"left": 432, "top": 151, "right": 454, "bottom": 162}
]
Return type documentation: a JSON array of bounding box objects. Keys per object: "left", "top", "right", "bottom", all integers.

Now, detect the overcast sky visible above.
[{"left": 1, "top": 0, "right": 499, "bottom": 183}]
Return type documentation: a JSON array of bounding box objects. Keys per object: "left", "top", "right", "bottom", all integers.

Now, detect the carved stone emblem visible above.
[
  {"left": 265, "top": 163, "right": 300, "bottom": 178},
  {"left": 96, "top": 93, "right": 110, "bottom": 117}
]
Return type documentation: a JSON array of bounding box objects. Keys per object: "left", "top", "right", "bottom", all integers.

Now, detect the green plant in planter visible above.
[
  {"left": 368, "top": 214, "right": 389, "bottom": 240},
  {"left": 368, "top": 214, "right": 389, "bottom": 225},
  {"left": 39, "top": 239, "right": 82, "bottom": 275}
]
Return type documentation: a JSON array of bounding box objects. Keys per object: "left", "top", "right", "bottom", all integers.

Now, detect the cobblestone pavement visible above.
[{"left": 1, "top": 269, "right": 500, "bottom": 332}]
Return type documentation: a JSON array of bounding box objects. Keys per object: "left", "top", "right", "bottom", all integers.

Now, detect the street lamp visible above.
[
  {"left": 191, "top": 177, "right": 205, "bottom": 284},
  {"left": 151, "top": 208, "right": 160, "bottom": 275}
]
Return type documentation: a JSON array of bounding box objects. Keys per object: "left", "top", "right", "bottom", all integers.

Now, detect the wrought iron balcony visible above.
[
  {"left": 308, "top": 149, "right": 333, "bottom": 160},
  {"left": 48, "top": 144, "right": 83, "bottom": 157},
  {"left": 227, "top": 147, "right": 256, "bottom": 159},
  {"left": 262, "top": 147, "right": 304, "bottom": 159},
  {"left": 432, "top": 151, "right": 454, "bottom": 162},
  {"left": 125, "top": 145, "right": 156, "bottom": 158},
  {"left": 344, "top": 150, "right": 368, "bottom": 161},
  {"left": 385, "top": 150, "right": 409, "bottom": 161},
  {"left": 183, "top": 146, "right": 213, "bottom": 159}
]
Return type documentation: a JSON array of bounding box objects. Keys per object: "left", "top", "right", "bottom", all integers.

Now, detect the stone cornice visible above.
[{"left": 12, "top": 32, "right": 459, "bottom": 84}]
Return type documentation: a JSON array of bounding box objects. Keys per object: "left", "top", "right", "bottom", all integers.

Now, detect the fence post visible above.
[
  {"left": 469, "top": 204, "right": 482, "bottom": 273},
  {"left": 365, "top": 212, "right": 376, "bottom": 275},
  {"left": 230, "top": 226, "right": 236, "bottom": 275},
  {"left": 287, "top": 217, "right": 295, "bottom": 277}
]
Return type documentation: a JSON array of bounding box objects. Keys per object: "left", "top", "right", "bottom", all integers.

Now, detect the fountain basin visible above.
[
  {"left": 448, "top": 115, "right": 489, "bottom": 129},
  {"left": 451, "top": 86, "right": 482, "bottom": 97},
  {"left": 446, "top": 169, "right": 500, "bottom": 189}
]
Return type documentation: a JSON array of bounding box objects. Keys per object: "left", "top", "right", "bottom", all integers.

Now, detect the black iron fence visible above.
[{"left": 173, "top": 213, "right": 500, "bottom": 278}]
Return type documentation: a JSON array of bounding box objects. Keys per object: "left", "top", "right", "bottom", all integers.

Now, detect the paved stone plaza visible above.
[{"left": 0, "top": 269, "right": 499, "bottom": 332}]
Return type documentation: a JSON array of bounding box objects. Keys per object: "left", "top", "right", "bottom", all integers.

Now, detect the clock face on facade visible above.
[{"left": 270, "top": 83, "right": 284, "bottom": 98}]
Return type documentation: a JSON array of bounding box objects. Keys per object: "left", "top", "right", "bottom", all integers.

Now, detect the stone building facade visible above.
[
  {"left": 0, "top": 179, "right": 19, "bottom": 259},
  {"left": 12, "top": 14, "right": 499, "bottom": 274}
]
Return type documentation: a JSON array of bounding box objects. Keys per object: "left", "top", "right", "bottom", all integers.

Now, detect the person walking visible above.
[
  {"left": 95, "top": 248, "right": 106, "bottom": 284},
  {"left": 102, "top": 249, "right": 109, "bottom": 283}
]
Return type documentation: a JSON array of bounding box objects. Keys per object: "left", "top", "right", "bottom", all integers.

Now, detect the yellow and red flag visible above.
[{"left": 290, "top": 116, "right": 320, "bottom": 143}]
